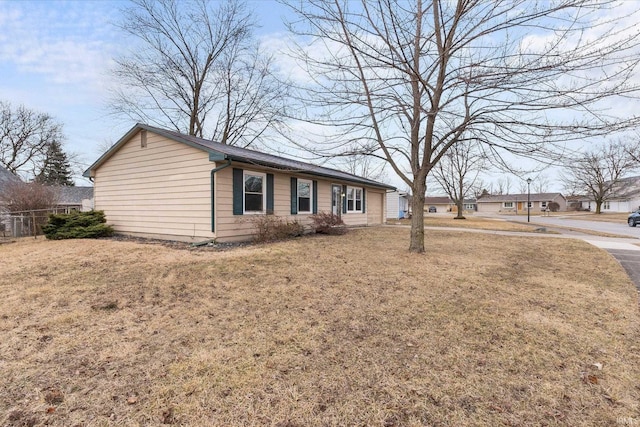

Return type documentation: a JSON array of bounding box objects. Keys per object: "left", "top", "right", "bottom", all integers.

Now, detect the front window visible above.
[
  {"left": 464, "top": 204, "right": 474, "bottom": 210},
  {"left": 603, "top": 201, "right": 610, "bottom": 210},
  {"left": 347, "top": 186, "right": 363, "bottom": 213},
  {"left": 541, "top": 201, "right": 547, "bottom": 208},
  {"left": 298, "top": 179, "right": 312, "bottom": 213},
  {"left": 244, "top": 172, "right": 265, "bottom": 213},
  {"left": 503, "top": 202, "right": 513, "bottom": 208},
  {"left": 527, "top": 202, "right": 532, "bottom": 208}
]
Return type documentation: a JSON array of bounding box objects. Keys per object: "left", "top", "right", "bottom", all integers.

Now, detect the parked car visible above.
[
  {"left": 428, "top": 206, "right": 437, "bottom": 213},
  {"left": 628, "top": 210, "right": 640, "bottom": 227}
]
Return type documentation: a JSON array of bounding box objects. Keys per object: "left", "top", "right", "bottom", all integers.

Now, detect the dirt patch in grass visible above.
[
  {"left": 388, "top": 216, "right": 547, "bottom": 232},
  {"left": 1, "top": 229, "right": 639, "bottom": 426}
]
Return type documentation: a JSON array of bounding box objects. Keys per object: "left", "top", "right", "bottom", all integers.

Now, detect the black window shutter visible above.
[
  {"left": 342, "top": 184, "right": 347, "bottom": 214},
  {"left": 267, "top": 173, "right": 274, "bottom": 214},
  {"left": 291, "top": 177, "right": 298, "bottom": 214},
  {"left": 233, "top": 168, "right": 243, "bottom": 215},
  {"left": 312, "top": 180, "right": 318, "bottom": 214},
  {"left": 362, "top": 188, "right": 366, "bottom": 213}
]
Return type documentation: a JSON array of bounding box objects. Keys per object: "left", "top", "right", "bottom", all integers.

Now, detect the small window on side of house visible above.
[
  {"left": 297, "top": 179, "right": 312, "bottom": 213},
  {"left": 244, "top": 171, "right": 266, "bottom": 213},
  {"left": 503, "top": 202, "right": 513, "bottom": 208}
]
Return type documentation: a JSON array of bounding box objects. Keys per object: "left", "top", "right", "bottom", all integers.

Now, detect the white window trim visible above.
[
  {"left": 603, "top": 201, "right": 610, "bottom": 210},
  {"left": 297, "top": 179, "right": 313, "bottom": 214},
  {"left": 347, "top": 186, "right": 363, "bottom": 213},
  {"left": 503, "top": 201, "right": 513, "bottom": 208},
  {"left": 541, "top": 201, "right": 547, "bottom": 208},
  {"left": 243, "top": 171, "right": 267, "bottom": 214}
]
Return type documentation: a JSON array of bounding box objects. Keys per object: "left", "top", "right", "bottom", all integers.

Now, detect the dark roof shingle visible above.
[{"left": 85, "top": 124, "right": 395, "bottom": 190}]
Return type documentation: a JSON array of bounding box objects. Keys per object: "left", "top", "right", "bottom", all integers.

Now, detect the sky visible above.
[
  {"left": 0, "top": 0, "right": 638, "bottom": 193},
  {"left": 0, "top": 0, "right": 293, "bottom": 185}
]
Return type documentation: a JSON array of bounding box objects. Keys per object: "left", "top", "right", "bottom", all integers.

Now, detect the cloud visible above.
[{"left": 0, "top": 1, "right": 121, "bottom": 98}]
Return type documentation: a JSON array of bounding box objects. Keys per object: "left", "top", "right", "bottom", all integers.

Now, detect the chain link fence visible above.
[{"left": 0, "top": 208, "right": 72, "bottom": 238}]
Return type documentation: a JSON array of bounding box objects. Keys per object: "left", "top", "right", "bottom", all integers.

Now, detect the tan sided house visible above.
[{"left": 83, "top": 124, "right": 394, "bottom": 242}]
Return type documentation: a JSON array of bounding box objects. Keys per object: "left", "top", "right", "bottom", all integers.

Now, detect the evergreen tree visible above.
[{"left": 36, "top": 140, "right": 74, "bottom": 186}]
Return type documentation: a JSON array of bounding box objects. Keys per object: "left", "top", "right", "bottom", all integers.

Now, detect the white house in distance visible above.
[
  {"left": 386, "top": 190, "right": 410, "bottom": 219},
  {"left": 576, "top": 176, "right": 640, "bottom": 213},
  {"left": 476, "top": 193, "right": 567, "bottom": 213}
]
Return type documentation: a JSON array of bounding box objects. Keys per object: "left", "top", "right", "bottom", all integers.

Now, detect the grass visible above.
[
  {"left": 1, "top": 228, "right": 639, "bottom": 426},
  {"left": 388, "top": 215, "right": 549, "bottom": 232},
  {"left": 568, "top": 212, "right": 631, "bottom": 223}
]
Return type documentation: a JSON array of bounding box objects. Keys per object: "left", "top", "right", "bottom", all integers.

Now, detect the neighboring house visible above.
[
  {"left": 566, "top": 195, "right": 592, "bottom": 211},
  {"left": 0, "top": 165, "right": 22, "bottom": 235},
  {"left": 424, "top": 196, "right": 453, "bottom": 213},
  {"left": 55, "top": 186, "right": 94, "bottom": 213},
  {"left": 0, "top": 165, "right": 21, "bottom": 194},
  {"left": 83, "top": 124, "right": 395, "bottom": 242},
  {"left": 450, "top": 198, "right": 477, "bottom": 213},
  {"left": 476, "top": 193, "right": 567, "bottom": 213},
  {"left": 578, "top": 176, "right": 640, "bottom": 213},
  {"left": 386, "top": 190, "right": 410, "bottom": 219}
]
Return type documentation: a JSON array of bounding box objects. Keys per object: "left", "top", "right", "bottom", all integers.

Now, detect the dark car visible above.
[
  {"left": 628, "top": 210, "right": 640, "bottom": 227},
  {"left": 428, "top": 206, "right": 437, "bottom": 213}
]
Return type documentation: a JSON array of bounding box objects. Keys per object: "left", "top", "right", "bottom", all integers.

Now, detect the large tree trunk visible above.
[
  {"left": 595, "top": 201, "right": 602, "bottom": 214},
  {"left": 409, "top": 183, "right": 426, "bottom": 253},
  {"left": 455, "top": 200, "right": 465, "bottom": 219}
]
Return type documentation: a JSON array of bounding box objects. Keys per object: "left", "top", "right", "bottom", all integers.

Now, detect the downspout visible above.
[{"left": 210, "top": 159, "right": 232, "bottom": 232}]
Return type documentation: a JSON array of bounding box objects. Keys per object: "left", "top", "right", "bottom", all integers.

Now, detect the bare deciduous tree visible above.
[
  {"left": 0, "top": 101, "right": 64, "bottom": 178},
  {"left": 432, "top": 140, "right": 485, "bottom": 219},
  {"left": 0, "top": 181, "right": 58, "bottom": 213},
  {"left": 563, "top": 141, "right": 638, "bottom": 214},
  {"left": 286, "top": 0, "right": 640, "bottom": 252},
  {"left": 110, "top": 0, "right": 287, "bottom": 146},
  {"left": 338, "top": 152, "right": 387, "bottom": 182}
]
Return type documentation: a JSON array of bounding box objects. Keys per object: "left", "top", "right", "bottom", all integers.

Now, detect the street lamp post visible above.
[{"left": 526, "top": 178, "right": 532, "bottom": 223}]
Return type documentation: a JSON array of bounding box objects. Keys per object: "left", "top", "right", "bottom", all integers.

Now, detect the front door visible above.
[{"left": 332, "top": 185, "right": 342, "bottom": 216}]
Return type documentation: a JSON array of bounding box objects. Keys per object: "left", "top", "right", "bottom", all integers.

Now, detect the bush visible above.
[
  {"left": 548, "top": 201, "right": 560, "bottom": 212},
  {"left": 311, "top": 211, "right": 346, "bottom": 235},
  {"left": 250, "top": 215, "right": 305, "bottom": 243},
  {"left": 42, "top": 210, "right": 114, "bottom": 240}
]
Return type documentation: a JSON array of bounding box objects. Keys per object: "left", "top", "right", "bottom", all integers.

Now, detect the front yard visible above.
[{"left": 1, "top": 228, "right": 639, "bottom": 426}]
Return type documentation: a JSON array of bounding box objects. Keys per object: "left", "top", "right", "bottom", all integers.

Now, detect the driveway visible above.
[{"left": 475, "top": 213, "right": 640, "bottom": 291}]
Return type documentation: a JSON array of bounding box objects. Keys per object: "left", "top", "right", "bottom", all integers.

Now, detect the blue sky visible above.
[
  {"left": 1, "top": 1, "right": 638, "bottom": 193},
  {"left": 0, "top": 0, "right": 292, "bottom": 183}
]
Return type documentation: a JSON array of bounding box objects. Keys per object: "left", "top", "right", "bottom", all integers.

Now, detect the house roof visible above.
[
  {"left": 477, "top": 193, "right": 565, "bottom": 203},
  {"left": 55, "top": 186, "right": 94, "bottom": 205},
  {"left": 424, "top": 196, "right": 452, "bottom": 205},
  {"left": 607, "top": 175, "right": 640, "bottom": 200},
  {"left": 0, "top": 165, "right": 21, "bottom": 189},
  {"left": 84, "top": 124, "right": 395, "bottom": 190}
]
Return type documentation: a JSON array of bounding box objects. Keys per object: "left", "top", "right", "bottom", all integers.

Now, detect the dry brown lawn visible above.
[
  {"left": 568, "top": 213, "right": 631, "bottom": 224},
  {"left": 1, "top": 228, "right": 639, "bottom": 426},
  {"left": 388, "top": 216, "right": 547, "bottom": 233}
]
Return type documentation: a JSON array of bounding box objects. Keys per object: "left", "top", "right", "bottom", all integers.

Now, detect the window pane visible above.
[
  {"left": 348, "top": 199, "right": 354, "bottom": 211},
  {"left": 245, "top": 194, "right": 263, "bottom": 211},
  {"left": 355, "top": 189, "right": 362, "bottom": 200},
  {"left": 245, "top": 175, "right": 263, "bottom": 193},
  {"left": 298, "top": 182, "right": 310, "bottom": 198},
  {"left": 355, "top": 200, "right": 362, "bottom": 211},
  {"left": 299, "top": 197, "right": 310, "bottom": 212}
]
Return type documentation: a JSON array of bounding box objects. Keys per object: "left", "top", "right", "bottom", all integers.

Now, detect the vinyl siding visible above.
[
  {"left": 214, "top": 166, "right": 386, "bottom": 242},
  {"left": 93, "top": 130, "right": 388, "bottom": 242},
  {"left": 94, "top": 130, "right": 215, "bottom": 241}
]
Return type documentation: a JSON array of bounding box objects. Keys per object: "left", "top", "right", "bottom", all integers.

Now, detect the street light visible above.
[{"left": 526, "top": 178, "right": 532, "bottom": 223}]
